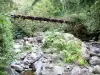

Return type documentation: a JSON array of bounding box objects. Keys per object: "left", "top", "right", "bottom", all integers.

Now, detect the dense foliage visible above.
[
  {"left": 0, "top": 0, "right": 13, "bottom": 74},
  {"left": 0, "top": 0, "right": 100, "bottom": 74},
  {"left": 12, "top": 0, "right": 100, "bottom": 40},
  {"left": 0, "top": 0, "right": 13, "bottom": 13},
  {"left": 43, "top": 32, "right": 88, "bottom": 65},
  {"left": 87, "top": 0, "right": 100, "bottom": 32},
  {"left": 0, "top": 14, "right": 13, "bottom": 75},
  {"left": 13, "top": 18, "right": 69, "bottom": 37}
]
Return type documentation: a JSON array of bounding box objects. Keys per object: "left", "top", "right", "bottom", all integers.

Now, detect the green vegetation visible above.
[
  {"left": 13, "top": 19, "right": 69, "bottom": 36},
  {"left": 43, "top": 32, "right": 88, "bottom": 65},
  {"left": 0, "top": 0, "right": 13, "bottom": 13},
  {"left": 87, "top": 0, "right": 100, "bottom": 32},
  {"left": 0, "top": 0, "right": 100, "bottom": 74},
  {"left": 12, "top": 0, "right": 100, "bottom": 40},
  {"left": 0, "top": 14, "right": 13, "bottom": 75},
  {"left": 0, "top": 0, "right": 13, "bottom": 74}
]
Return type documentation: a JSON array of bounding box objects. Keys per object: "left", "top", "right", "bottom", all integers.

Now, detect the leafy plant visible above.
[
  {"left": 22, "top": 45, "right": 32, "bottom": 52},
  {"left": 13, "top": 18, "right": 69, "bottom": 36},
  {"left": 0, "top": 14, "right": 13, "bottom": 74},
  {"left": 0, "top": 0, "right": 13, "bottom": 13},
  {"left": 43, "top": 32, "right": 88, "bottom": 65}
]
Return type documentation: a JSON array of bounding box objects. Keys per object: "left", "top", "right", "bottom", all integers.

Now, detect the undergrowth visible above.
[
  {"left": 43, "top": 32, "right": 88, "bottom": 65},
  {"left": 0, "top": 14, "right": 13, "bottom": 75}
]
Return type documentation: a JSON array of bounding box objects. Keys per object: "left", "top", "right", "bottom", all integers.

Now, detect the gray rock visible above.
[
  {"left": 89, "top": 47, "right": 100, "bottom": 57},
  {"left": 88, "top": 42, "right": 100, "bottom": 57},
  {"left": 64, "top": 64, "right": 73, "bottom": 72},
  {"left": 24, "top": 41, "right": 32, "bottom": 46},
  {"left": 11, "top": 64, "right": 23, "bottom": 72},
  {"left": 4, "top": 68, "right": 16, "bottom": 75},
  {"left": 89, "top": 67, "right": 94, "bottom": 73},
  {"left": 71, "top": 66, "right": 81, "bottom": 75},
  {"left": 89, "top": 56, "right": 100, "bottom": 65},
  {"left": 36, "top": 36, "right": 43, "bottom": 43},
  {"left": 93, "top": 65, "right": 100, "bottom": 74},
  {"left": 80, "top": 68, "right": 94, "bottom": 75},
  {"left": 71, "top": 66, "right": 93, "bottom": 75},
  {"left": 27, "top": 37, "right": 34, "bottom": 43},
  {"left": 32, "top": 37, "right": 38, "bottom": 43},
  {"left": 35, "top": 63, "right": 55, "bottom": 75},
  {"left": 34, "top": 60, "right": 43, "bottom": 74},
  {"left": 13, "top": 43, "right": 22, "bottom": 49},
  {"left": 20, "top": 53, "right": 27, "bottom": 60},
  {"left": 23, "top": 37, "right": 28, "bottom": 41},
  {"left": 81, "top": 42, "right": 90, "bottom": 60},
  {"left": 11, "top": 33, "right": 100, "bottom": 75},
  {"left": 23, "top": 52, "right": 42, "bottom": 65},
  {"left": 54, "top": 66, "right": 64, "bottom": 75}
]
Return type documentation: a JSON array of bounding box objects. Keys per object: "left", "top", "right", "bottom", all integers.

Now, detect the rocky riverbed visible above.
[{"left": 5, "top": 32, "right": 100, "bottom": 75}]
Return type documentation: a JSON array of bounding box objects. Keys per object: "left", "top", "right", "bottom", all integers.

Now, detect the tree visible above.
[{"left": 0, "top": 0, "right": 13, "bottom": 74}]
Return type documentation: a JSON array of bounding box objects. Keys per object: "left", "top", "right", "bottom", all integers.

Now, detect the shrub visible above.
[
  {"left": 43, "top": 32, "right": 88, "bottom": 65},
  {"left": 13, "top": 18, "right": 69, "bottom": 36},
  {"left": 0, "top": 14, "right": 13, "bottom": 74},
  {"left": 87, "top": 0, "right": 100, "bottom": 33}
]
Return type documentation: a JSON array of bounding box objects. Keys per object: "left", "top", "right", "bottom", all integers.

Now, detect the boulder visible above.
[
  {"left": 93, "top": 65, "right": 100, "bottom": 74},
  {"left": 64, "top": 64, "right": 73, "bottom": 72},
  {"left": 23, "top": 52, "right": 42, "bottom": 65},
  {"left": 10, "top": 64, "right": 23, "bottom": 72},
  {"left": 13, "top": 43, "right": 22, "bottom": 49},
  {"left": 71, "top": 66, "right": 81, "bottom": 75},
  {"left": 71, "top": 66, "right": 94, "bottom": 75},
  {"left": 26, "top": 37, "right": 38, "bottom": 43},
  {"left": 53, "top": 66, "right": 64, "bottom": 75},
  {"left": 88, "top": 42, "right": 100, "bottom": 57},
  {"left": 81, "top": 42, "right": 90, "bottom": 60},
  {"left": 36, "top": 63, "right": 54, "bottom": 75},
  {"left": 89, "top": 56, "right": 100, "bottom": 65},
  {"left": 4, "top": 67, "right": 16, "bottom": 75}
]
